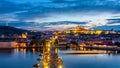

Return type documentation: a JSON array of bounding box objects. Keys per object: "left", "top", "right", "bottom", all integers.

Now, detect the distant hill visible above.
[{"left": 0, "top": 26, "right": 32, "bottom": 35}]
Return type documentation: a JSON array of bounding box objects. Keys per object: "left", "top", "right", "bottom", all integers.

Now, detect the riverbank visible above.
[{"left": 84, "top": 46, "right": 120, "bottom": 51}]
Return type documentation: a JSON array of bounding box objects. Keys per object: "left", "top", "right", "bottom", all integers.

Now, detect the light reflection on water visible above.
[{"left": 0, "top": 47, "right": 120, "bottom": 68}]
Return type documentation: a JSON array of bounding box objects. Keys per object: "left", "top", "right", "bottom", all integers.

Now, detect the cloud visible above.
[
  {"left": 2, "top": 0, "right": 120, "bottom": 21},
  {"left": 45, "top": 24, "right": 77, "bottom": 30},
  {"left": 0, "top": 0, "right": 31, "bottom": 14},
  {"left": 93, "top": 25, "right": 120, "bottom": 30},
  {"left": 84, "top": 19, "right": 108, "bottom": 29},
  {"left": 0, "top": 0, "right": 120, "bottom": 31},
  {"left": 107, "top": 18, "right": 120, "bottom": 24}
]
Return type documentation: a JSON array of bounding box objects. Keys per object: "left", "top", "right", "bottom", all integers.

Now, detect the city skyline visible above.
[
  {"left": 0, "top": 0, "right": 120, "bottom": 31},
  {"left": 1, "top": 1, "right": 120, "bottom": 68}
]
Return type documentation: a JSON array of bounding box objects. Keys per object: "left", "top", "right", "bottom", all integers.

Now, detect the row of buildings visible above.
[
  {"left": 56, "top": 26, "right": 120, "bottom": 48},
  {"left": 65, "top": 26, "right": 120, "bottom": 35},
  {"left": 0, "top": 26, "right": 120, "bottom": 49},
  {"left": 0, "top": 33, "right": 29, "bottom": 48}
]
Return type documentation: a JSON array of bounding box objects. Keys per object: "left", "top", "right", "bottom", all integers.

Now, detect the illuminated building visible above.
[
  {"left": 58, "top": 40, "right": 67, "bottom": 45},
  {"left": 21, "top": 32, "right": 28, "bottom": 38},
  {"left": 65, "top": 25, "right": 103, "bottom": 35},
  {"left": 14, "top": 38, "right": 28, "bottom": 48},
  {"left": 0, "top": 40, "right": 15, "bottom": 48},
  {"left": 73, "top": 25, "right": 87, "bottom": 33}
]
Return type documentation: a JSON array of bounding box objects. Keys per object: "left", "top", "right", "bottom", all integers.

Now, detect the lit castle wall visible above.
[{"left": 65, "top": 26, "right": 106, "bottom": 35}]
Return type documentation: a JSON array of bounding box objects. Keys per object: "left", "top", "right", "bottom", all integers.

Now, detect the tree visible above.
[
  {"left": 115, "top": 42, "right": 120, "bottom": 47},
  {"left": 70, "top": 41, "right": 78, "bottom": 46}
]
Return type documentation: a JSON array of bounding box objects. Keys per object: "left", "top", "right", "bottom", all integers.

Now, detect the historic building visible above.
[
  {"left": 65, "top": 26, "right": 105, "bottom": 35},
  {"left": 0, "top": 40, "right": 15, "bottom": 48},
  {"left": 42, "top": 40, "right": 64, "bottom": 68}
]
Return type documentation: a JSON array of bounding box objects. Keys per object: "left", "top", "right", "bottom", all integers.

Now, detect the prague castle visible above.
[{"left": 65, "top": 26, "right": 109, "bottom": 35}]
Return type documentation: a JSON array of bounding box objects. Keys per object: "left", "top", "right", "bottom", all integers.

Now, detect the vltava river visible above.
[{"left": 0, "top": 47, "right": 120, "bottom": 68}]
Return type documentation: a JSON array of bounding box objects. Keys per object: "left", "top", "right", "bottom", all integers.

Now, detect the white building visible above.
[{"left": 0, "top": 40, "right": 15, "bottom": 48}]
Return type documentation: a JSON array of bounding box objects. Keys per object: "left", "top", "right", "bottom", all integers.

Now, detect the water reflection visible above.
[
  {"left": 59, "top": 46, "right": 120, "bottom": 56},
  {"left": 0, "top": 49, "right": 14, "bottom": 58},
  {"left": 1, "top": 46, "right": 120, "bottom": 68},
  {"left": 0, "top": 49, "right": 14, "bottom": 54},
  {"left": 13, "top": 48, "right": 43, "bottom": 53},
  {"left": 0, "top": 47, "right": 119, "bottom": 56}
]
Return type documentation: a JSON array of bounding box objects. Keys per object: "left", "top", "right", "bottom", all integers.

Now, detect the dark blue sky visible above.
[{"left": 0, "top": 0, "right": 120, "bottom": 31}]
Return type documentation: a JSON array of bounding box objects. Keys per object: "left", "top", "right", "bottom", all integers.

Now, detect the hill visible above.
[{"left": 0, "top": 26, "right": 31, "bottom": 35}]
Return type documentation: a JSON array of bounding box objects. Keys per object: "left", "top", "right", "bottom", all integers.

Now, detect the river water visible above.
[{"left": 0, "top": 47, "right": 120, "bottom": 68}]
